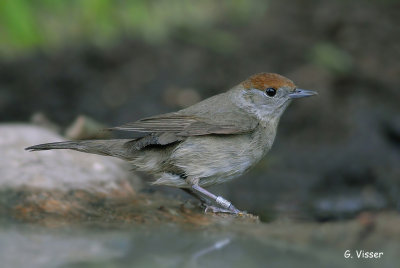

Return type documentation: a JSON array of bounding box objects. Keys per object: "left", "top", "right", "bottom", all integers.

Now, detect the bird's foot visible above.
[
  {"left": 189, "top": 183, "right": 246, "bottom": 215},
  {"left": 202, "top": 203, "right": 245, "bottom": 215},
  {"left": 203, "top": 204, "right": 231, "bottom": 214}
]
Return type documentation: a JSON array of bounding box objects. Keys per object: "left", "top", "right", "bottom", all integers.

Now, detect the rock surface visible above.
[{"left": 0, "top": 124, "right": 141, "bottom": 192}]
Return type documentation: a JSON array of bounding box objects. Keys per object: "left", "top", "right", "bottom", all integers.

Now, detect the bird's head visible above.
[{"left": 233, "top": 73, "right": 317, "bottom": 121}]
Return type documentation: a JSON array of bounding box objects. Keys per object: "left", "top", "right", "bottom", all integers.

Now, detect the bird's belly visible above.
[{"left": 170, "top": 135, "right": 264, "bottom": 187}]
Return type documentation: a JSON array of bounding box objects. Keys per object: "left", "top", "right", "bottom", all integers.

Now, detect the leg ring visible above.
[{"left": 215, "top": 196, "right": 232, "bottom": 209}]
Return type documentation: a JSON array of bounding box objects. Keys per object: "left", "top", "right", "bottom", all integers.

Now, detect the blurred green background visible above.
[
  {"left": 0, "top": 0, "right": 265, "bottom": 56},
  {"left": 1, "top": 0, "right": 400, "bottom": 221}
]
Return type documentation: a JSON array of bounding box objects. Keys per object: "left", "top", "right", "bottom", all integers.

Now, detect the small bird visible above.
[{"left": 26, "top": 73, "right": 317, "bottom": 214}]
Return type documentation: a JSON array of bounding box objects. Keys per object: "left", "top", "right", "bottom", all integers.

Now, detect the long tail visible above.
[{"left": 25, "top": 139, "right": 137, "bottom": 160}]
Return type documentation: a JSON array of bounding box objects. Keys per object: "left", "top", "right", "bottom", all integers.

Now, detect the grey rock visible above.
[{"left": 0, "top": 124, "right": 142, "bottom": 193}]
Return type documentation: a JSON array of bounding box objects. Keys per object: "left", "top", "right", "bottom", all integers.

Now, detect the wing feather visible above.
[
  {"left": 112, "top": 92, "right": 258, "bottom": 138},
  {"left": 112, "top": 114, "right": 253, "bottom": 136}
]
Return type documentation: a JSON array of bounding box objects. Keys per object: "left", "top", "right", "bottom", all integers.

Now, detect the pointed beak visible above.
[{"left": 289, "top": 88, "right": 318, "bottom": 99}]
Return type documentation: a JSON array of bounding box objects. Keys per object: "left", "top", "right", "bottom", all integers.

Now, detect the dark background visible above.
[{"left": 1, "top": 0, "right": 399, "bottom": 221}]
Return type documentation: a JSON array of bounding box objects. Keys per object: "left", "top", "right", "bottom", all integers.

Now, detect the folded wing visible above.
[
  {"left": 111, "top": 92, "right": 258, "bottom": 149},
  {"left": 112, "top": 114, "right": 252, "bottom": 136}
]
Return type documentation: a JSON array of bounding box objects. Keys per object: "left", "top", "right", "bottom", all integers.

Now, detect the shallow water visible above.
[
  {"left": 1, "top": 216, "right": 396, "bottom": 268},
  {"left": 0, "top": 224, "right": 317, "bottom": 268}
]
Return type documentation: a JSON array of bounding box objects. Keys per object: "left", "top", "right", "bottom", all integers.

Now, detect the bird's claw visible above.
[{"left": 203, "top": 204, "right": 245, "bottom": 215}]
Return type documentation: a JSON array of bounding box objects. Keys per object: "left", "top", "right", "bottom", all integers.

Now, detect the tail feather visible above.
[
  {"left": 26, "top": 139, "right": 136, "bottom": 160},
  {"left": 26, "top": 141, "right": 83, "bottom": 151}
]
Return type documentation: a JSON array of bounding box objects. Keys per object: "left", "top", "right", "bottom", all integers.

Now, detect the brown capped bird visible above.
[{"left": 26, "top": 73, "right": 317, "bottom": 214}]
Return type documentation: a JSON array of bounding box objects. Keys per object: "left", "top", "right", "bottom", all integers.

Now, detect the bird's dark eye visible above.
[{"left": 265, "top": 87, "right": 276, "bottom": 97}]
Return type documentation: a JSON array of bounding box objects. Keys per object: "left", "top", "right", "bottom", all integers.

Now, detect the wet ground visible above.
[{"left": 1, "top": 204, "right": 399, "bottom": 268}]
